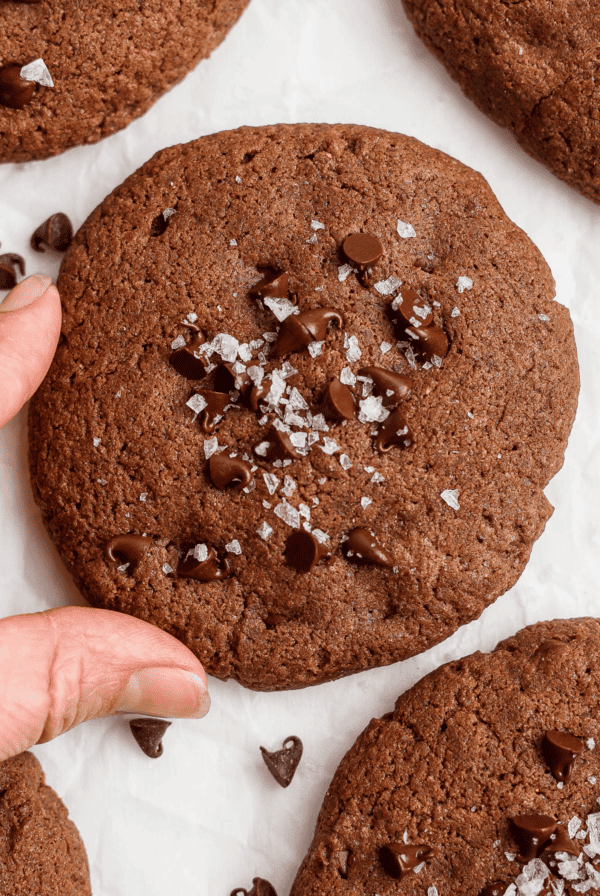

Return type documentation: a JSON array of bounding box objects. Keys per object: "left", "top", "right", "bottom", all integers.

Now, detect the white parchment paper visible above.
[{"left": 1, "top": 0, "right": 600, "bottom": 893}]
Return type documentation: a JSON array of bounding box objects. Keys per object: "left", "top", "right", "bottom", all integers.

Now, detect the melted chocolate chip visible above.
[
  {"left": 230, "top": 879, "right": 278, "bottom": 896},
  {"left": 169, "top": 334, "right": 207, "bottom": 380},
  {"left": 480, "top": 884, "right": 510, "bottom": 896},
  {"left": 214, "top": 362, "right": 251, "bottom": 396},
  {"left": 194, "top": 389, "right": 229, "bottom": 432},
  {"left": 345, "top": 528, "right": 394, "bottom": 568},
  {"left": 379, "top": 843, "right": 432, "bottom": 880},
  {"left": 542, "top": 730, "right": 584, "bottom": 782},
  {"left": 321, "top": 378, "right": 357, "bottom": 421},
  {"left": 249, "top": 271, "right": 289, "bottom": 299},
  {"left": 540, "top": 823, "right": 579, "bottom": 873},
  {"left": 105, "top": 534, "right": 151, "bottom": 570},
  {"left": 31, "top": 213, "right": 73, "bottom": 252},
  {"left": 177, "top": 545, "right": 229, "bottom": 582},
  {"left": 510, "top": 814, "right": 557, "bottom": 863},
  {"left": 298, "top": 307, "right": 343, "bottom": 341},
  {"left": 260, "top": 736, "right": 303, "bottom": 787},
  {"left": 375, "top": 408, "right": 414, "bottom": 453},
  {"left": 358, "top": 366, "right": 412, "bottom": 407},
  {"left": 394, "top": 287, "right": 433, "bottom": 330},
  {"left": 271, "top": 307, "right": 343, "bottom": 358},
  {"left": 129, "top": 718, "right": 171, "bottom": 759},
  {"left": 342, "top": 233, "right": 383, "bottom": 286},
  {"left": 250, "top": 381, "right": 272, "bottom": 411},
  {"left": 405, "top": 323, "right": 449, "bottom": 363},
  {"left": 285, "top": 531, "right": 331, "bottom": 573},
  {"left": 209, "top": 452, "right": 252, "bottom": 490},
  {"left": 261, "top": 428, "right": 300, "bottom": 463},
  {"left": 0, "top": 253, "right": 25, "bottom": 290},
  {"left": 0, "top": 64, "right": 36, "bottom": 109}
]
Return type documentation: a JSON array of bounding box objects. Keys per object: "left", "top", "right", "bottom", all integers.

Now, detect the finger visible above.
[
  {"left": 0, "top": 274, "right": 62, "bottom": 428},
  {"left": 0, "top": 607, "right": 210, "bottom": 762}
]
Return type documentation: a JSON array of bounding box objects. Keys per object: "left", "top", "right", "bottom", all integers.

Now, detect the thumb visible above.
[
  {"left": 0, "top": 607, "right": 210, "bottom": 762},
  {"left": 0, "top": 274, "right": 62, "bottom": 428}
]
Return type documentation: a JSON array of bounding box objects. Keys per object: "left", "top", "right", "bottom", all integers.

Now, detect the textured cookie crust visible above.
[
  {"left": 0, "top": 752, "right": 91, "bottom": 896},
  {"left": 290, "top": 618, "right": 600, "bottom": 896},
  {"left": 0, "top": 0, "right": 250, "bottom": 162},
  {"left": 28, "top": 124, "right": 579, "bottom": 691},
  {"left": 401, "top": 0, "right": 600, "bottom": 203}
]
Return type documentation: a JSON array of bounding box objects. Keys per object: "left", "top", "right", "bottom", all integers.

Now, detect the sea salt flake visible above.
[
  {"left": 263, "top": 473, "right": 280, "bottom": 495},
  {"left": 586, "top": 813, "right": 600, "bottom": 853},
  {"left": 311, "top": 220, "right": 325, "bottom": 230},
  {"left": 263, "top": 331, "right": 277, "bottom": 343},
  {"left": 338, "top": 263, "right": 354, "bottom": 281},
  {"left": 456, "top": 276, "right": 473, "bottom": 293},
  {"left": 310, "top": 413, "right": 329, "bottom": 432},
  {"left": 312, "top": 529, "right": 329, "bottom": 543},
  {"left": 340, "top": 366, "right": 356, "bottom": 386},
  {"left": 235, "top": 175, "right": 242, "bottom": 184},
  {"left": 117, "top": 563, "right": 129, "bottom": 573},
  {"left": 306, "top": 233, "right": 318, "bottom": 244},
  {"left": 298, "top": 503, "right": 311, "bottom": 521},
  {"left": 538, "top": 313, "right": 550, "bottom": 322},
  {"left": 203, "top": 436, "right": 219, "bottom": 459},
  {"left": 171, "top": 335, "right": 186, "bottom": 350},
  {"left": 238, "top": 343, "right": 252, "bottom": 362},
  {"left": 243, "top": 481, "right": 256, "bottom": 493},
  {"left": 404, "top": 344, "right": 418, "bottom": 369},
  {"left": 97, "top": 478, "right": 107, "bottom": 485},
  {"left": 274, "top": 500, "right": 301, "bottom": 528},
  {"left": 340, "top": 454, "right": 352, "bottom": 470},
  {"left": 281, "top": 475, "right": 296, "bottom": 497},
  {"left": 427, "top": 888, "right": 438, "bottom": 896},
  {"left": 230, "top": 239, "right": 238, "bottom": 246},
  {"left": 589, "top": 776, "right": 597, "bottom": 785},
  {"left": 188, "top": 544, "right": 208, "bottom": 562},
  {"left": 505, "top": 852, "right": 517, "bottom": 861},
  {"left": 20, "top": 58, "right": 53, "bottom": 87},
  {"left": 290, "top": 432, "right": 307, "bottom": 450},
  {"left": 371, "top": 472, "right": 385, "bottom": 483},
  {"left": 587, "top": 738, "right": 596, "bottom": 750},
  {"left": 162, "top": 208, "right": 176, "bottom": 221},
  {"left": 187, "top": 393, "right": 208, "bottom": 418},
  {"left": 264, "top": 296, "right": 296, "bottom": 321},
  {"left": 320, "top": 438, "right": 340, "bottom": 455},
  {"left": 307, "top": 432, "right": 320, "bottom": 447},
  {"left": 265, "top": 371, "right": 287, "bottom": 406},
  {"left": 288, "top": 387, "right": 309, "bottom": 410},
  {"left": 361, "top": 497, "right": 372, "bottom": 509},
  {"left": 93, "top": 437, "right": 101, "bottom": 447},
  {"left": 570, "top": 819, "right": 583, "bottom": 838},
  {"left": 279, "top": 361, "right": 299, "bottom": 379},
  {"left": 397, "top": 219, "right": 416, "bottom": 239},
  {"left": 140, "top": 493, "right": 148, "bottom": 502},
  {"left": 441, "top": 489, "right": 460, "bottom": 510},
  {"left": 257, "top": 522, "right": 273, "bottom": 540},
  {"left": 344, "top": 333, "right": 361, "bottom": 362},
  {"left": 493, "top": 841, "right": 501, "bottom": 849},
  {"left": 262, "top": 500, "right": 271, "bottom": 509},
  {"left": 211, "top": 333, "right": 240, "bottom": 362},
  {"left": 162, "top": 563, "right": 174, "bottom": 575},
  {"left": 380, "top": 341, "right": 392, "bottom": 354},
  {"left": 225, "top": 540, "right": 242, "bottom": 555},
  {"left": 308, "top": 341, "right": 324, "bottom": 358},
  {"left": 374, "top": 276, "right": 402, "bottom": 295},
  {"left": 451, "top": 306, "right": 461, "bottom": 317},
  {"left": 359, "top": 395, "right": 389, "bottom": 424},
  {"left": 557, "top": 781, "right": 564, "bottom": 790}
]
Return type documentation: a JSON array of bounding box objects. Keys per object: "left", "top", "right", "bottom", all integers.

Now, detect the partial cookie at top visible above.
[
  {"left": 290, "top": 618, "right": 600, "bottom": 896},
  {"left": 401, "top": 0, "right": 600, "bottom": 203},
  {"left": 0, "top": 0, "right": 250, "bottom": 162},
  {"left": 0, "top": 751, "right": 91, "bottom": 896},
  {"left": 28, "top": 123, "right": 579, "bottom": 690}
]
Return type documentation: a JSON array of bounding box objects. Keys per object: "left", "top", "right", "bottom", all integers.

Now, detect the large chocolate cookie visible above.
[
  {"left": 0, "top": 0, "right": 250, "bottom": 163},
  {"left": 0, "top": 751, "right": 91, "bottom": 895},
  {"left": 28, "top": 124, "right": 579, "bottom": 691},
  {"left": 290, "top": 618, "right": 600, "bottom": 896},
  {"left": 401, "top": 0, "right": 600, "bottom": 204}
]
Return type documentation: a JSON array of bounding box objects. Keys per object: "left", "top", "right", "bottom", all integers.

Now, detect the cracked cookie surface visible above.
[{"left": 28, "top": 123, "right": 579, "bottom": 690}]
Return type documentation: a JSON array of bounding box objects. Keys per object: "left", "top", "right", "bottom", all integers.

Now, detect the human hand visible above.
[{"left": 0, "top": 275, "right": 210, "bottom": 763}]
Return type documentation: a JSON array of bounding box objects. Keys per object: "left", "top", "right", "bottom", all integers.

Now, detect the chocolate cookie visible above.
[
  {"left": 0, "top": 0, "right": 250, "bottom": 162},
  {"left": 401, "top": 0, "right": 600, "bottom": 203},
  {"left": 28, "top": 123, "right": 579, "bottom": 691},
  {"left": 0, "top": 751, "right": 91, "bottom": 895},
  {"left": 290, "top": 618, "right": 600, "bottom": 896}
]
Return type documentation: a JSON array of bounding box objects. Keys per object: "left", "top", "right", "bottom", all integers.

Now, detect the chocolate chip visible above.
[
  {"left": 394, "top": 287, "right": 433, "bottom": 330},
  {"left": 342, "top": 233, "right": 383, "bottom": 287},
  {"left": 0, "top": 253, "right": 25, "bottom": 290},
  {"left": 169, "top": 334, "right": 207, "bottom": 380},
  {"left": 250, "top": 381, "right": 272, "bottom": 411},
  {"left": 129, "top": 718, "right": 171, "bottom": 759},
  {"left": 105, "top": 534, "right": 151, "bottom": 570},
  {"left": 344, "top": 528, "right": 394, "bottom": 568},
  {"left": 0, "top": 64, "right": 36, "bottom": 109},
  {"left": 510, "top": 814, "right": 557, "bottom": 863},
  {"left": 230, "top": 879, "right": 278, "bottom": 896},
  {"left": 375, "top": 408, "right": 414, "bottom": 453},
  {"left": 209, "top": 452, "right": 252, "bottom": 490},
  {"left": 260, "top": 735, "right": 303, "bottom": 787},
  {"left": 321, "top": 377, "right": 357, "bottom": 421},
  {"left": 31, "top": 213, "right": 73, "bottom": 252},
  {"left": 249, "top": 271, "right": 289, "bottom": 299},
  {"left": 405, "top": 323, "right": 449, "bottom": 363},
  {"left": 259, "top": 428, "right": 300, "bottom": 463},
  {"left": 539, "top": 823, "right": 579, "bottom": 873},
  {"left": 480, "top": 884, "right": 510, "bottom": 896},
  {"left": 271, "top": 307, "right": 343, "bottom": 358},
  {"left": 285, "top": 531, "right": 331, "bottom": 573},
  {"left": 193, "top": 389, "right": 229, "bottom": 432},
  {"left": 358, "top": 366, "right": 412, "bottom": 407},
  {"left": 379, "top": 843, "right": 432, "bottom": 880},
  {"left": 177, "top": 544, "right": 229, "bottom": 581},
  {"left": 542, "top": 730, "right": 584, "bottom": 782},
  {"left": 214, "top": 362, "right": 251, "bottom": 396},
  {"left": 298, "top": 307, "right": 343, "bottom": 341}
]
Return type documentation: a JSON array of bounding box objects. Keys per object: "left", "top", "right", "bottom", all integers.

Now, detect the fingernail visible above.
[
  {"left": 0, "top": 273, "right": 53, "bottom": 313},
  {"left": 116, "top": 667, "right": 210, "bottom": 719}
]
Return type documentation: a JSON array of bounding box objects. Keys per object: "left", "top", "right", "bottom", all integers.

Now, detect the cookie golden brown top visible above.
[
  {"left": 0, "top": 0, "right": 250, "bottom": 162},
  {"left": 290, "top": 618, "right": 600, "bottom": 895},
  {"left": 28, "top": 124, "right": 579, "bottom": 690}
]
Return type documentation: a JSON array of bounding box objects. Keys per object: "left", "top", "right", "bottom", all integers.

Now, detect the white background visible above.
[{"left": 1, "top": 0, "right": 600, "bottom": 893}]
